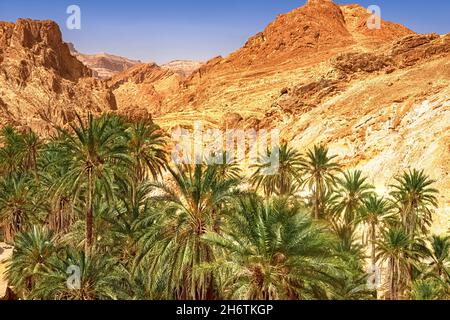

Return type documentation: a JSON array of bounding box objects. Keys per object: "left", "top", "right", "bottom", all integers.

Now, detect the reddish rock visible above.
[{"left": 0, "top": 19, "right": 116, "bottom": 134}]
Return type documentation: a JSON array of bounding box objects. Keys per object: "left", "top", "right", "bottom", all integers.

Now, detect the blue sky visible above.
[{"left": 0, "top": 0, "right": 449, "bottom": 64}]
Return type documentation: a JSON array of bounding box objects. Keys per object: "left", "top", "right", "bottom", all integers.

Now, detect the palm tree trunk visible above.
[
  {"left": 389, "top": 258, "right": 396, "bottom": 300},
  {"left": 370, "top": 224, "right": 378, "bottom": 297},
  {"left": 85, "top": 167, "right": 94, "bottom": 255},
  {"left": 5, "top": 222, "right": 13, "bottom": 243},
  {"left": 314, "top": 175, "right": 321, "bottom": 220},
  {"left": 371, "top": 224, "right": 377, "bottom": 268}
]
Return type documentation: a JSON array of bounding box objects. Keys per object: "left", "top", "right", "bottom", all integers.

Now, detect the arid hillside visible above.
[{"left": 111, "top": 0, "right": 415, "bottom": 115}]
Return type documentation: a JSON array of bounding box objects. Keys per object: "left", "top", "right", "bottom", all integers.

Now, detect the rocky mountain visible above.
[
  {"left": 162, "top": 60, "right": 203, "bottom": 77},
  {"left": 112, "top": 0, "right": 415, "bottom": 116},
  {"left": 0, "top": 19, "right": 117, "bottom": 134},
  {"left": 0, "top": 0, "right": 448, "bottom": 230}
]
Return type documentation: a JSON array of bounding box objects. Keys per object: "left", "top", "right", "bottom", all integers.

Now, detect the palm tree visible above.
[
  {"left": 421, "top": 235, "right": 450, "bottom": 279},
  {"left": 104, "top": 179, "right": 159, "bottom": 264},
  {"left": 0, "top": 173, "right": 42, "bottom": 243},
  {"left": 300, "top": 145, "right": 341, "bottom": 219},
  {"left": 5, "top": 226, "right": 57, "bottom": 298},
  {"left": 31, "top": 249, "right": 120, "bottom": 300},
  {"left": 411, "top": 278, "right": 446, "bottom": 300},
  {"left": 0, "top": 126, "right": 42, "bottom": 173},
  {"left": 332, "top": 170, "right": 374, "bottom": 225},
  {"left": 250, "top": 143, "right": 302, "bottom": 196},
  {"left": 358, "top": 194, "right": 393, "bottom": 270},
  {"left": 126, "top": 120, "right": 167, "bottom": 182},
  {"left": 390, "top": 169, "right": 438, "bottom": 238},
  {"left": 38, "top": 146, "right": 76, "bottom": 233},
  {"left": 0, "top": 127, "right": 24, "bottom": 175},
  {"left": 203, "top": 195, "right": 340, "bottom": 300},
  {"left": 209, "top": 151, "right": 242, "bottom": 182},
  {"left": 50, "top": 114, "right": 131, "bottom": 254},
  {"left": 330, "top": 220, "right": 365, "bottom": 259},
  {"left": 20, "top": 129, "right": 42, "bottom": 172},
  {"left": 329, "top": 272, "right": 375, "bottom": 300},
  {"left": 135, "top": 163, "right": 240, "bottom": 299},
  {"left": 376, "top": 228, "right": 415, "bottom": 300}
]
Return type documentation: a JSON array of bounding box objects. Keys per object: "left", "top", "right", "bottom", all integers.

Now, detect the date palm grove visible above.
[{"left": 0, "top": 113, "right": 448, "bottom": 300}]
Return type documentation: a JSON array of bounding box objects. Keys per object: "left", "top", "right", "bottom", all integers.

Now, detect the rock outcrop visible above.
[
  {"left": 109, "top": 63, "right": 182, "bottom": 115},
  {"left": 0, "top": 19, "right": 91, "bottom": 81},
  {"left": 391, "top": 33, "right": 450, "bottom": 67},
  {"left": 0, "top": 19, "right": 116, "bottom": 133}
]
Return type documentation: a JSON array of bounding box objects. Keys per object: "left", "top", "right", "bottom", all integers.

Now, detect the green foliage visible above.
[
  {"left": 390, "top": 169, "right": 439, "bottom": 238},
  {"left": 5, "top": 226, "right": 57, "bottom": 298},
  {"left": 0, "top": 117, "right": 446, "bottom": 301},
  {"left": 31, "top": 248, "right": 121, "bottom": 300},
  {"left": 411, "top": 278, "right": 447, "bottom": 300},
  {"left": 0, "top": 127, "right": 42, "bottom": 174},
  {"left": 203, "top": 195, "right": 339, "bottom": 300},
  {"left": 300, "top": 144, "right": 341, "bottom": 219},
  {"left": 50, "top": 113, "right": 132, "bottom": 253},
  {"left": 134, "top": 163, "right": 240, "bottom": 300},
  {"left": 126, "top": 120, "right": 167, "bottom": 181},
  {"left": 376, "top": 227, "right": 416, "bottom": 299},
  {"left": 250, "top": 143, "right": 302, "bottom": 197},
  {"left": 332, "top": 170, "right": 374, "bottom": 225},
  {"left": 0, "top": 172, "right": 44, "bottom": 242}
]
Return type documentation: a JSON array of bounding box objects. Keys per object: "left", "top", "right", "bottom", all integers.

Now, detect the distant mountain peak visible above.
[
  {"left": 73, "top": 51, "right": 142, "bottom": 79},
  {"left": 162, "top": 60, "right": 204, "bottom": 77}
]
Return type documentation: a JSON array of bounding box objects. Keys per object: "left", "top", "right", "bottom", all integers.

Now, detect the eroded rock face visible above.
[
  {"left": 223, "top": 112, "right": 243, "bottom": 128},
  {"left": 214, "top": 0, "right": 354, "bottom": 69},
  {"left": 262, "top": 32, "right": 450, "bottom": 232},
  {"left": 0, "top": 19, "right": 91, "bottom": 81},
  {"left": 332, "top": 52, "right": 394, "bottom": 74},
  {"left": 0, "top": 19, "right": 116, "bottom": 134},
  {"left": 340, "top": 4, "right": 413, "bottom": 46},
  {"left": 276, "top": 79, "right": 344, "bottom": 115},
  {"left": 132, "top": 1, "right": 447, "bottom": 231},
  {"left": 108, "top": 63, "right": 182, "bottom": 116},
  {"left": 391, "top": 33, "right": 450, "bottom": 67},
  {"left": 331, "top": 33, "right": 450, "bottom": 76},
  {"left": 126, "top": 0, "right": 416, "bottom": 118}
]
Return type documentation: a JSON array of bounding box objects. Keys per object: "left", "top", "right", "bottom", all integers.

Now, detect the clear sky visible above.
[{"left": 0, "top": 0, "right": 449, "bottom": 64}]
